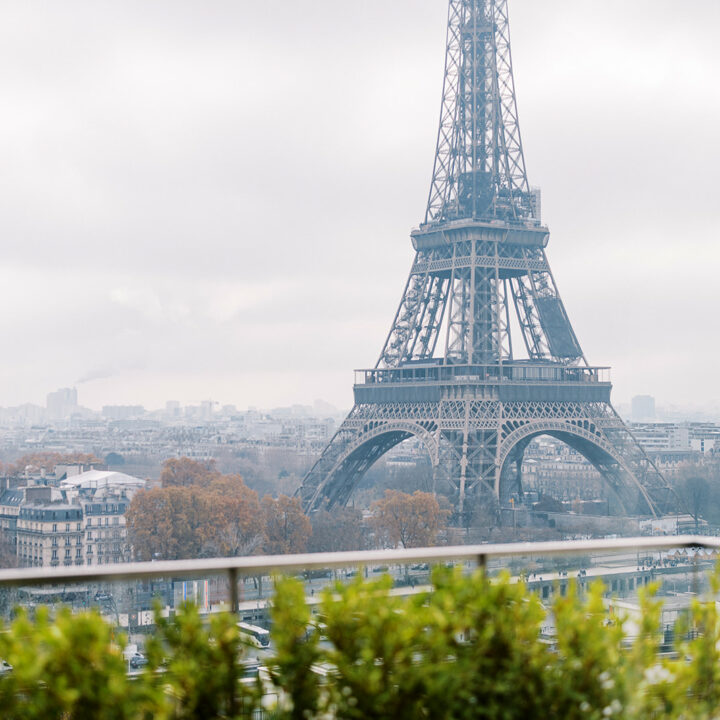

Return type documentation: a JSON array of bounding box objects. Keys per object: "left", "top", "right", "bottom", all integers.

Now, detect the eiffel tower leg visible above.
[
  {"left": 496, "top": 401, "right": 677, "bottom": 518},
  {"left": 498, "top": 438, "right": 529, "bottom": 505},
  {"left": 297, "top": 403, "right": 442, "bottom": 512},
  {"left": 458, "top": 403, "right": 471, "bottom": 516},
  {"left": 515, "top": 457, "right": 524, "bottom": 500},
  {"left": 299, "top": 396, "right": 677, "bottom": 524}
]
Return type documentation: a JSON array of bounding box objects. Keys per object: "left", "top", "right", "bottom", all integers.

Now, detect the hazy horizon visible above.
[{"left": 1, "top": 0, "right": 718, "bottom": 413}]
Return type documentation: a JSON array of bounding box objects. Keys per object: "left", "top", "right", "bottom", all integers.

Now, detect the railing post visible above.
[
  {"left": 226, "top": 569, "right": 239, "bottom": 719},
  {"left": 228, "top": 567, "right": 238, "bottom": 615},
  {"left": 477, "top": 554, "right": 487, "bottom": 572}
]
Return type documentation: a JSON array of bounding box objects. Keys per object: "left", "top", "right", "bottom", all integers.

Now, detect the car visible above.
[
  {"left": 94, "top": 591, "right": 112, "bottom": 602},
  {"left": 129, "top": 653, "right": 148, "bottom": 669},
  {"left": 0, "top": 660, "right": 12, "bottom": 675}
]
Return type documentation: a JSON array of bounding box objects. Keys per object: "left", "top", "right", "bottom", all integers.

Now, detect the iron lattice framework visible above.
[{"left": 297, "top": 0, "right": 676, "bottom": 520}]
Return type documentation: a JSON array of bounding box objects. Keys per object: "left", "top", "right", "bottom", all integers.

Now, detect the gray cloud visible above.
[{"left": 0, "top": 0, "right": 717, "bottom": 411}]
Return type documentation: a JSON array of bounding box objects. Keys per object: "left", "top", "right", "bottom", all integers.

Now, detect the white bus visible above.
[{"left": 238, "top": 621, "right": 270, "bottom": 648}]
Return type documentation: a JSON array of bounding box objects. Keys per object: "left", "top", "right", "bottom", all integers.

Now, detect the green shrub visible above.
[
  {"left": 4, "top": 567, "right": 720, "bottom": 719},
  {"left": 303, "top": 568, "right": 551, "bottom": 719},
  {"left": 0, "top": 603, "right": 260, "bottom": 720},
  {"left": 267, "top": 564, "right": 720, "bottom": 720},
  {"left": 0, "top": 606, "right": 154, "bottom": 720},
  {"left": 149, "top": 602, "right": 260, "bottom": 719},
  {"left": 268, "top": 576, "right": 322, "bottom": 719}
]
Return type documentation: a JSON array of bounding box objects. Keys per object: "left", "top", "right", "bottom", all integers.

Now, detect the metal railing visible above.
[
  {"left": 355, "top": 363, "right": 611, "bottom": 387},
  {"left": 0, "top": 535, "right": 716, "bottom": 612}
]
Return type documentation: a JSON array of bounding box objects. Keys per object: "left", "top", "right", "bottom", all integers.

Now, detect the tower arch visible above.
[
  {"left": 303, "top": 421, "right": 440, "bottom": 511},
  {"left": 497, "top": 420, "right": 657, "bottom": 516}
]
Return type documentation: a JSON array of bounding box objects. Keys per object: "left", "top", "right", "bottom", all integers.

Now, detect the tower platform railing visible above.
[{"left": 355, "top": 363, "right": 611, "bottom": 387}]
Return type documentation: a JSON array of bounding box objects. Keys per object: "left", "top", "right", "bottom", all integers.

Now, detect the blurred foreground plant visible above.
[
  {"left": 268, "top": 562, "right": 720, "bottom": 720},
  {"left": 4, "top": 565, "right": 720, "bottom": 719},
  {"left": 0, "top": 606, "right": 159, "bottom": 720},
  {"left": 149, "top": 601, "right": 260, "bottom": 719}
]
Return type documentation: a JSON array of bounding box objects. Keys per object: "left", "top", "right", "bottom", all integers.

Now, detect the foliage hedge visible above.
[{"left": 2, "top": 567, "right": 720, "bottom": 718}]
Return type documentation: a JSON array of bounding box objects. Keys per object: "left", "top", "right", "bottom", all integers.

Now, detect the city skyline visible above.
[
  {"left": 0, "top": 1, "right": 717, "bottom": 412},
  {"left": 3, "top": 384, "right": 720, "bottom": 423}
]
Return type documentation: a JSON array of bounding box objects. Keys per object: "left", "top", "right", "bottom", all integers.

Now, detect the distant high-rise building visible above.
[
  {"left": 165, "top": 401, "right": 181, "bottom": 418},
  {"left": 220, "top": 404, "right": 238, "bottom": 417},
  {"left": 200, "top": 400, "right": 214, "bottom": 420},
  {"left": 631, "top": 395, "right": 656, "bottom": 421},
  {"left": 102, "top": 405, "right": 145, "bottom": 421},
  {"left": 46, "top": 388, "right": 78, "bottom": 420}
]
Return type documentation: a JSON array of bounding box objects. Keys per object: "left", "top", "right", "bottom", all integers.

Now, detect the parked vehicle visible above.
[
  {"left": 129, "top": 653, "right": 148, "bottom": 669},
  {"left": 237, "top": 622, "right": 270, "bottom": 648}
]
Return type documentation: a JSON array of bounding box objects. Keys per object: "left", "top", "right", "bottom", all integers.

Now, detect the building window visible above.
[
  {"left": 52, "top": 523, "right": 57, "bottom": 532},
  {"left": 65, "top": 524, "right": 70, "bottom": 532}
]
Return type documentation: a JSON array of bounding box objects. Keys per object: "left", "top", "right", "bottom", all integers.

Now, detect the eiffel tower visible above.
[{"left": 297, "top": 0, "right": 675, "bottom": 521}]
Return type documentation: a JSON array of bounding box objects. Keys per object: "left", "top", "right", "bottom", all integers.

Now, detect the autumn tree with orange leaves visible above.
[
  {"left": 127, "top": 458, "right": 313, "bottom": 560},
  {"left": 160, "top": 457, "right": 221, "bottom": 488},
  {"left": 126, "top": 486, "right": 212, "bottom": 561},
  {"left": 261, "top": 495, "right": 312, "bottom": 555},
  {"left": 371, "top": 490, "right": 448, "bottom": 549},
  {"left": 308, "top": 508, "right": 366, "bottom": 553},
  {"left": 127, "top": 459, "right": 269, "bottom": 560},
  {"left": 203, "top": 476, "right": 264, "bottom": 557},
  {"left": 8, "top": 452, "right": 102, "bottom": 476}
]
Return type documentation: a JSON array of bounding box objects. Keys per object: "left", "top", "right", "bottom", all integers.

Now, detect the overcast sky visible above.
[{"left": 0, "top": 0, "right": 718, "bottom": 413}]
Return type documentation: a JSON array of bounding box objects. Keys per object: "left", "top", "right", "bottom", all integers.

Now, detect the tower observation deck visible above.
[{"left": 296, "top": 0, "right": 676, "bottom": 521}]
